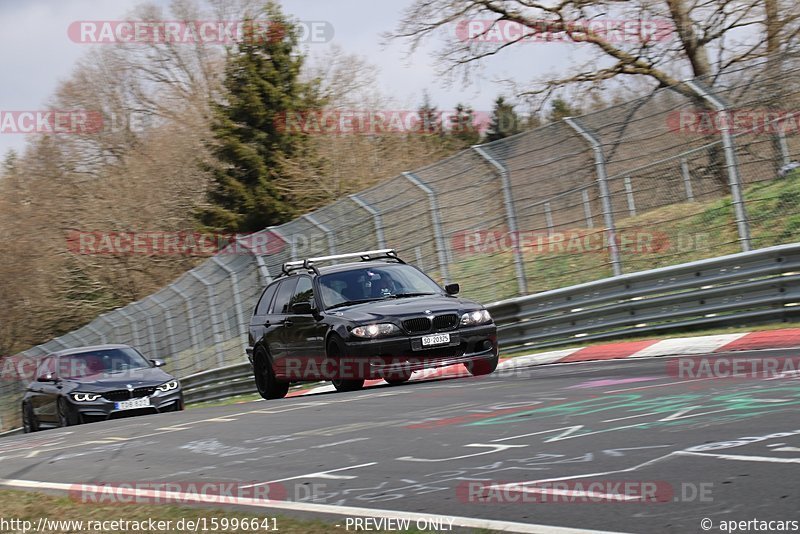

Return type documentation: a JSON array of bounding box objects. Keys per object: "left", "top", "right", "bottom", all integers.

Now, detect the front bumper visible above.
[
  {"left": 336, "top": 324, "right": 497, "bottom": 379},
  {"left": 68, "top": 390, "right": 184, "bottom": 424}
]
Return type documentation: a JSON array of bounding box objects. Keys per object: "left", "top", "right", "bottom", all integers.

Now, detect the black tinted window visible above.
[
  {"left": 271, "top": 278, "right": 298, "bottom": 315},
  {"left": 288, "top": 277, "right": 314, "bottom": 310},
  {"left": 255, "top": 283, "right": 279, "bottom": 316}
]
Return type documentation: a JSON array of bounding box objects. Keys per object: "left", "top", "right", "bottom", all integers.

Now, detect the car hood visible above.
[
  {"left": 328, "top": 295, "right": 481, "bottom": 322},
  {"left": 67, "top": 367, "right": 175, "bottom": 391}
]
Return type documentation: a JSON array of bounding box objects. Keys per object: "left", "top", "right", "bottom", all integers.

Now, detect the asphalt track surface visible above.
[{"left": 1, "top": 349, "right": 799, "bottom": 533}]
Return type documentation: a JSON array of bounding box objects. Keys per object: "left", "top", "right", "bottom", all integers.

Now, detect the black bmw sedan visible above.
[
  {"left": 21, "top": 344, "right": 183, "bottom": 432},
  {"left": 247, "top": 249, "right": 499, "bottom": 400}
]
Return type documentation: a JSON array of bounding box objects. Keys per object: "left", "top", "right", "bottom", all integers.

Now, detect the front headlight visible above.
[
  {"left": 460, "top": 309, "right": 492, "bottom": 326},
  {"left": 71, "top": 392, "right": 102, "bottom": 402},
  {"left": 157, "top": 380, "right": 179, "bottom": 392},
  {"left": 351, "top": 323, "right": 400, "bottom": 339}
]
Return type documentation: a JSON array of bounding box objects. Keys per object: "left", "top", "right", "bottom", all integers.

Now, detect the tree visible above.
[
  {"left": 485, "top": 96, "right": 521, "bottom": 142},
  {"left": 417, "top": 91, "right": 442, "bottom": 135},
  {"left": 546, "top": 98, "right": 581, "bottom": 123},
  {"left": 198, "top": 2, "right": 323, "bottom": 234},
  {"left": 449, "top": 103, "right": 481, "bottom": 146},
  {"left": 391, "top": 0, "right": 800, "bottom": 99}
]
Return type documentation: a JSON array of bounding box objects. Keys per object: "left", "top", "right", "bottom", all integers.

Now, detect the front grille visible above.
[
  {"left": 102, "top": 387, "right": 156, "bottom": 402},
  {"left": 432, "top": 314, "right": 458, "bottom": 331},
  {"left": 403, "top": 317, "right": 432, "bottom": 334}
]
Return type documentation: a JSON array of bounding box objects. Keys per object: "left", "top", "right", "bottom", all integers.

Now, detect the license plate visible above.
[
  {"left": 421, "top": 333, "right": 450, "bottom": 347},
  {"left": 114, "top": 397, "right": 151, "bottom": 410}
]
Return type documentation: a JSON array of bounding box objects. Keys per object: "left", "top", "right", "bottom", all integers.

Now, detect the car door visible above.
[
  {"left": 29, "top": 357, "right": 59, "bottom": 423},
  {"left": 284, "top": 276, "right": 328, "bottom": 379},
  {"left": 266, "top": 278, "right": 298, "bottom": 378},
  {"left": 250, "top": 282, "right": 279, "bottom": 356}
]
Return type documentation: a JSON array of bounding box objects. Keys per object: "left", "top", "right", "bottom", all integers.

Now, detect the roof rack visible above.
[{"left": 281, "top": 249, "right": 404, "bottom": 277}]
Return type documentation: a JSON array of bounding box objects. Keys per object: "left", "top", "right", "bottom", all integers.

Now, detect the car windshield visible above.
[
  {"left": 57, "top": 348, "right": 151, "bottom": 379},
  {"left": 318, "top": 264, "right": 443, "bottom": 309}
]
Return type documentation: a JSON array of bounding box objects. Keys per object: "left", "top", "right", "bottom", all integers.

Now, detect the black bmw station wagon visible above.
[{"left": 246, "top": 249, "right": 498, "bottom": 399}]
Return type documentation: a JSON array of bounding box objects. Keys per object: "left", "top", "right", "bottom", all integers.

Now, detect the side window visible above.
[
  {"left": 271, "top": 278, "right": 298, "bottom": 315},
  {"left": 288, "top": 277, "right": 314, "bottom": 310},
  {"left": 255, "top": 283, "right": 279, "bottom": 316}
]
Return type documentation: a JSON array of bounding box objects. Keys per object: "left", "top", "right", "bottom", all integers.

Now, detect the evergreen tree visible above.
[
  {"left": 449, "top": 103, "right": 481, "bottom": 146},
  {"left": 484, "top": 96, "right": 521, "bottom": 142},
  {"left": 198, "top": 2, "right": 323, "bottom": 234},
  {"left": 546, "top": 97, "right": 581, "bottom": 123},
  {"left": 417, "top": 91, "right": 441, "bottom": 134}
]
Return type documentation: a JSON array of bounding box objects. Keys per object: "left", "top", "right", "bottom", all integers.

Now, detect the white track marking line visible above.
[
  {"left": 0, "top": 478, "right": 623, "bottom": 534},
  {"left": 676, "top": 451, "right": 800, "bottom": 464},
  {"left": 240, "top": 462, "right": 378, "bottom": 488}
]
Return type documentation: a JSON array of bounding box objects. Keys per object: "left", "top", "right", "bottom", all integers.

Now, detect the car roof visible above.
[{"left": 49, "top": 344, "right": 134, "bottom": 357}]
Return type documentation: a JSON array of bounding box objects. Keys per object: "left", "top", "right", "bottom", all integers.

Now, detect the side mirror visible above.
[
  {"left": 291, "top": 301, "right": 313, "bottom": 315},
  {"left": 36, "top": 372, "right": 58, "bottom": 383},
  {"left": 445, "top": 283, "right": 460, "bottom": 295},
  {"left": 150, "top": 359, "right": 165, "bottom": 368}
]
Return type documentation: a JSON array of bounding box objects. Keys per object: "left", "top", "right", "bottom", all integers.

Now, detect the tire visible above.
[
  {"left": 328, "top": 337, "right": 364, "bottom": 392},
  {"left": 253, "top": 348, "right": 289, "bottom": 400},
  {"left": 465, "top": 353, "right": 499, "bottom": 377},
  {"left": 57, "top": 397, "right": 80, "bottom": 427},
  {"left": 22, "top": 402, "right": 38, "bottom": 433},
  {"left": 384, "top": 370, "right": 412, "bottom": 386}
]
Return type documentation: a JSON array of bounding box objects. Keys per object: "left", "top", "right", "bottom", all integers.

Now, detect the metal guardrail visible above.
[
  {"left": 490, "top": 242, "right": 800, "bottom": 352},
  {"left": 3, "top": 243, "right": 799, "bottom": 427},
  {"left": 177, "top": 243, "right": 800, "bottom": 404}
]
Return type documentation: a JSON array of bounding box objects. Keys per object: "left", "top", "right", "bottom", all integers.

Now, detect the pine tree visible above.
[
  {"left": 449, "top": 104, "right": 481, "bottom": 146},
  {"left": 484, "top": 96, "right": 521, "bottom": 142},
  {"left": 417, "top": 92, "right": 441, "bottom": 134},
  {"left": 546, "top": 97, "right": 580, "bottom": 123},
  {"left": 198, "top": 2, "right": 323, "bottom": 234}
]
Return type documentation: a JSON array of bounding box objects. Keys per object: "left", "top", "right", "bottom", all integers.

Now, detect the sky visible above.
[{"left": 0, "top": 0, "right": 579, "bottom": 158}]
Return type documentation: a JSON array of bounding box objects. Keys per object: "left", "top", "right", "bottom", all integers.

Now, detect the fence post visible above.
[
  {"left": 402, "top": 172, "right": 451, "bottom": 284},
  {"left": 234, "top": 235, "right": 273, "bottom": 286},
  {"left": 564, "top": 117, "right": 623, "bottom": 276},
  {"left": 268, "top": 226, "right": 295, "bottom": 261},
  {"left": 151, "top": 293, "right": 180, "bottom": 367},
  {"left": 188, "top": 270, "right": 226, "bottom": 368},
  {"left": 169, "top": 285, "right": 203, "bottom": 370},
  {"left": 681, "top": 158, "right": 695, "bottom": 202},
  {"left": 581, "top": 189, "right": 594, "bottom": 228},
  {"left": 472, "top": 146, "right": 528, "bottom": 295},
  {"left": 349, "top": 194, "right": 387, "bottom": 249},
  {"left": 212, "top": 256, "right": 247, "bottom": 345},
  {"left": 776, "top": 119, "right": 792, "bottom": 167},
  {"left": 117, "top": 307, "right": 142, "bottom": 350},
  {"left": 623, "top": 176, "right": 637, "bottom": 217},
  {"left": 302, "top": 213, "right": 337, "bottom": 256},
  {"left": 685, "top": 80, "right": 752, "bottom": 252}
]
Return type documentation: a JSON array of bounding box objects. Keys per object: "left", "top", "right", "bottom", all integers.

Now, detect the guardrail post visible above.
[
  {"left": 188, "top": 270, "right": 226, "bottom": 368},
  {"left": 472, "top": 146, "right": 528, "bottom": 295},
  {"left": 402, "top": 172, "right": 451, "bottom": 284},
  {"left": 564, "top": 117, "right": 623, "bottom": 276},
  {"left": 302, "top": 213, "right": 337, "bottom": 257},
  {"left": 581, "top": 189, "right": 594, "bottom": 228},
  {"left": 349, "top": 194, "right": 387, "bottom": 249},
  {"left": 212, "top": 256, "right": 247, "bottom": 345},
  {"left": 685, "top": 80, "right": 752, "bottom": 252},
  {"left": 681, "top": 158, "right": 695, "bottom": 202}
]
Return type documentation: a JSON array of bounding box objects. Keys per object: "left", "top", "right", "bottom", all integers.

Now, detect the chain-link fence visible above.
[{"left": 2, "top": 51, "right": 800, "bottom": 431}]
